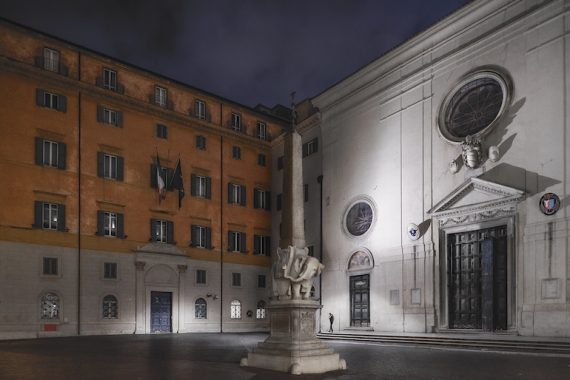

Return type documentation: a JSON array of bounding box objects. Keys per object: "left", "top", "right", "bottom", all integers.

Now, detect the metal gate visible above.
[
  {"left": 350, "top": 274, "right": 370, "bottom": 327},
  {"left": 150, "top": 291, "right": 172, "bottom": 333},
  {"left": 448, "top": 226, "right": 507, "bottom": 331}
]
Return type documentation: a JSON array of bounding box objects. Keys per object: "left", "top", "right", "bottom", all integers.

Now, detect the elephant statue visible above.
[
  {"left": 272, "top": 246, "right": 324, "bottom": 300},
  {"left": 285, "top": 255, "right": 324, "bottom": 300}
]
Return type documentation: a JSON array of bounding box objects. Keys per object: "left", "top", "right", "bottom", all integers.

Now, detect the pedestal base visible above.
[{"left": 240, "top": 300, "right": 346, "bottom": 375}]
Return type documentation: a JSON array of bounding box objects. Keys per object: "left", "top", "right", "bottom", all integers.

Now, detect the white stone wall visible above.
[{"left": 313, "top": 0, "right": 570, "bottom": 337}]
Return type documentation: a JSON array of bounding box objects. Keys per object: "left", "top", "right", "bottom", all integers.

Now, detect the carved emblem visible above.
[{"left": 539, "top": 193, "right": 560, "bottom": 216}]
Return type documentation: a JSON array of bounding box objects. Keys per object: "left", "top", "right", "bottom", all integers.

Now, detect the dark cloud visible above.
[{"left": 0, "top": 0, "right": 470, "bottom": 107}]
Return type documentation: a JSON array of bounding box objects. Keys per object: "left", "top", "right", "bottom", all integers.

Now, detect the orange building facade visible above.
[{"left": 0, "top": 19, "right": 286, "bottom": 338}]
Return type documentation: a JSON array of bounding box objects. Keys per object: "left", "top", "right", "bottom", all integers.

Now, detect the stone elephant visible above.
[{"left": 284, "top": 256, "right": 324, "bottom": 300}]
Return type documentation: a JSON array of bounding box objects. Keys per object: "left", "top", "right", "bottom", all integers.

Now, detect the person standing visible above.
[{"left": 328, "top": 313, "right": 334, "bottom": 333}]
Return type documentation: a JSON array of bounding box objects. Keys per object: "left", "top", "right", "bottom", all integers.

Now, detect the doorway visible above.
[
  {"left": 350, "top": 274, "right": 370, "bottom": 327},
  {"left": 150, "top": 291, "right": 172, "bottom": 333},
  {"left": 448, "top": 225, "right": 507, "bottom": 331}
]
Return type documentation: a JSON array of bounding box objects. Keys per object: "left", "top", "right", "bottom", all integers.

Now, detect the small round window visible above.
[
  {"left": 345, "top": 201, "right": 373, "bottom": 236},
  {"left": 439, "top": 71, "right": 510, "bottom": 143}
]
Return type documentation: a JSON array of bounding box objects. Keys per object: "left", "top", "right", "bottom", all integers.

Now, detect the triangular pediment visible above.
[{"left": 428, "top": 177, "right": 524, "bottom": 218}]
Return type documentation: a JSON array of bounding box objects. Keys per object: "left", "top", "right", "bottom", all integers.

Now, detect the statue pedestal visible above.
[{"left": 241, "top": 300, "right": 346, "bottom": 375}]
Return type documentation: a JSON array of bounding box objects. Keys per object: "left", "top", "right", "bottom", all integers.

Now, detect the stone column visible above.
[
  {"left": 134, "top": 261, "right": 146, "bottom": 334},
  {"left": 177, "top": 264, "right": 188, "bottom": 333}
]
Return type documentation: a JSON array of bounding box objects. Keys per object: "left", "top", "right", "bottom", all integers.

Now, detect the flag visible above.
[
  {"left": 169, "top": 158, "right": 185, "bottom": 209},
  {"left": 155, "top": 153, "right": 166, "bottom": 202}
]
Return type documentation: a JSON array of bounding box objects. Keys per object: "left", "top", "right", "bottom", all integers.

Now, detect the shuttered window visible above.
[
  {"left": 254, "top": 188, "right": 271, "bottom": 211},
  {"left": 196, "top": 135, "right": 206, "bottom": 150},
  {"left": 36, "top": 89, "right": 66, "bottom": 112},
  {"left": 34, "top": 201, "right": 65, "bottom": 231},
  {"left": 254, "top": 235, "right": 271, "bottom": 256},
  {"left": 228, "top": 183, "right": 246, "bottom": 205},
  {"left": 35, "top": 138, "right": 66, "bottom": 169},
  {"left": 302, "top": 138, "right": 319, "bottom": 158},
  {"left": 228, "top": 231, "right": 246, "bottom": 253},
  {"left": 191, "top": 225, "right": 212, "bottom": 249},
  {"left": 191, "top": 174, "right": 212, "bottom": 198},
  {"left": 97, "top": 152, "right": 124, "bottom": 181},
  {"left": 97, "top": 105, "right": 123, "bottom": 127}
]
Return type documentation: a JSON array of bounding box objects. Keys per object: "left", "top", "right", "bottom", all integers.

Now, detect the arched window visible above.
[
  {"left": 40, "top": 292, "right": 60, "bottom": 320},
  {"left": 230, "top": 300, "right": 241, "bottom": 319},
  {"left": 256, "top": 301, "right": 266, "bottom": 319},
  {"left": 102, "top": 295, "right": 118, "bottom": 319},
  {"left": 195, "top": 298, "right": 207, "bottom": 319}
]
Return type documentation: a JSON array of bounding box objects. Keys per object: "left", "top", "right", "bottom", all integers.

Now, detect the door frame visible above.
[
  {"left": 349, "top": 274, "right": 371, "bottom": 327},
  {"left": 150, "top": 291, "right": 173, "bottom": 333},
  {"left": 438, "top": 216, "right": 516, "bottom": 331},
  {"left": 145, "top": 286, "right": 179, "bottom": 334}
]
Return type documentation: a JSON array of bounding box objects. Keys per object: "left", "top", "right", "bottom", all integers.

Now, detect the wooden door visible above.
[
  {"left": 350, "top": 274, "right": 370, "bottom": 327},
  {"left": 151, "top": 291, "right": 172, "bottom": 333}
]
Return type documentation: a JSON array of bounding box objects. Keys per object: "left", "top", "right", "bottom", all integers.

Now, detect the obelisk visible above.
[{"left": 240, "top": 94, "right": 346, "bottom": 375}]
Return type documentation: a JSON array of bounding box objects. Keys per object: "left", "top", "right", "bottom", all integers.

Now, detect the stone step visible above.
[{"left": 316, "top": 333, "right": 570, "bottom": 355}]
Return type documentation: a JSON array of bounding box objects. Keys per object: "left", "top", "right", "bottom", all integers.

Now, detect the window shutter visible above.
[
  {"left": 167, "top": 221, "right": 174, "bottom": 244},
  {"left": 33, "top": 201, "right": 42, "bottom": 228},
  {"left": 253, "top": 189, "right": 259, "bottom": 209},
  {"left": 266, "top": 191, "right": 271, "bottom": 211},
  {"left": 150, "top": 219, "right": 157, "bottom": 241},
  {"left": 228, "top": 231, "right": 234, "bottom": 251},
  {"left": 116, "top": 111, "right": 123, "bottom": 127},
  {"left": 36, "top": 89, "right": 45, "bottom": 106},
  {"left": 116, "top": 156, "right": 124, "bottom": 181},
  {"left": 117, "top": 213, "right": 125, "bottom": 238},
  {"left": 150, "top": 164, "right": 157, "bottom": 188},
  {"left": 97, "top": 152, "right": 105, "bottom": 177},
  {"left": 205, "top": 227, "right": 212, "bottom": 249},
  {"left": 314, "top": 138, "right": 319, "bottom": 153},
  {"left": 254, "top": 235, "right": 260, "bottom": 255},
  {"left": 57, "top": 95, "right": 67, "bottom": 113},
  {"left": 240, "top": 185, "right": 246, "bottom": 206},
  {"left": 206, "top": 177, "right": 212, "bottom": 199},
  {"left": 35, "top": 137, "right": 44, "bottom": 165},
  {"left": 265, "top": 237, "right": 271, "bottom": 256},
  {"left": 57, "top": 204, "right": 66, "bottom": 231},
  {"left": 240, "top": 233, "right": 247, "bottom": 253},
  {"left": 190, "top": 174, "right": 197, "bottom": 196},
  {"left": 227, "top": 183, "right": 233, "bottom": 203},
  {"left": 97, "top": 105, "right": 104, "bottom": 122},
  {"left": 191, "top": 225, "right": 198, "bottom": 246},
  {"left": 57, "top": 142, "right": 66, "bottom": 170},
  {"left": 96, "top": 210, "right": 104, "bottom": 236}
]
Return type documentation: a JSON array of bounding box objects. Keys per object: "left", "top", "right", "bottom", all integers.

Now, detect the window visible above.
[
  {"left": 228, "top": 183, "right": 246, "bottom": 206},
  {"left": 43, "top": 203, "right": 59, "bottom": 230},
  {"left": 104, "top": 154, "right": 117, "bottom": 179},
  {"left": 230, "top": 300, "right": 241, "bottom": 319},
  {"left": 258, "top": 275, "right": 266, "bottom": 288},
  {"left": 191, "top": 174, "right": 212, "bottom": 199},
  {"left": 195, "top": 100, "right": 206, "bottom": 120},
  {"left": 196, "top": 269, "right": 207, "bottom": 284},
  {"left": 34, "top": 202, "right": 65, "bottom": 231},
  {"left": 256, "top": 301, "right": 266, "bottom": 319},
  {"left": 195, "top": 298, "right": 207, "bottom": 319},
  {"left": 254, "top": 235, "right": 271, "bottom": 256},
  {"left": 156, "top": 124, "right": 168, "bottom": 139},
  {"left": 257, "top": 154, "right": 266, "bottom": 166},
  {"left": 276, "top": 193, "right": 282, "bottom": 211},
  {"left": 304, "top": 184, "right": 309, "bottom": 203},
  {"left": 103, "top": 69, "right": 117, "bottom": 91},
  {"left": 105, "top": 212, "right": 117, "bottom": 237},
  {"left": 256, "top": 122, "right": 266, "bottom": 140},
  {"left": 97, "top": 211, "right": 124, "bottom": 238},
  {"left": 154, "top": 86, "right": 167, "bottom": 107},
  {"left": 151, "top": 219, "right": 173, "bottom": 243},
  {"left": 43, "top": 48, "right": 59, "bottom": 72},
  {"left": 36, "top": 89, "right": 66, "bottom": 112},
  {"left": 228, "top": 231, "right": 246, "bottom": 253},
  {"left": 231, "top": 113, "right": 241, "bottom": 131},
  {"left": 97, "top": 106, "right": 122, "bottom": 127},
  {"left": 196, "top": 135, "right": 206, "bottom": 150},
  {"left": 254, "top": 188, "right": 270, "bottom": 210},
  {"left": 277, "top": 156, "right": 284, "bottom": 170},
  {"left": 35, "top": 138, "right": 66, "bottom": 169},
  {"left": 307, "top": 245, "right": 315, "bottom": 257},
  {"left": 232, "top": 272, "right": 241, "bottom": 287},
  {"left": 232, "top": 146, "right": 241, "bottom": 159},
  {"left": 97, "top": 152, "right": 124, "bottom": 181},
  {"left": 104, "top": 262, "right": 117, "bottom": 279},
  {"left": 302, "top": 138, "right": 319, "bottom": 157},
  {"left": 102, "top": 295, "right": 118, "bottom": 319},
  {"left": 191, "top": 225, "right": 212, "bottom": 249},
  {"left": 43, "top": 257, "right": 58, "bottom": 275},
  {"left": 40, "top": 293, "right": 60, "bottom": 320}
]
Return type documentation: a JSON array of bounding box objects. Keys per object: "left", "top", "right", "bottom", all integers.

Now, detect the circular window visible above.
[
  {"left": 438, "top": 71, "right": 510, "bottom": 143},
  {"left": 345, "top": 201, "right": 373, "bottom": 236}
]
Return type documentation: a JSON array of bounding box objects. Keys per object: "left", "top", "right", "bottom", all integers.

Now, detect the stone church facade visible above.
[{"left": 304, "top": 0, "right": 569, "bottom": 337}]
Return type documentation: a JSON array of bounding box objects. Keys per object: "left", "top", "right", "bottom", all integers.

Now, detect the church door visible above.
[
  {"left": 448, "top": 226, "right": 507, "bottom": 331},
  {"left": 150, "top": 291, "right": 172, "bottom": 333},
  {"left": 350, "top": 274, "right": 370, "bottom": 327}
]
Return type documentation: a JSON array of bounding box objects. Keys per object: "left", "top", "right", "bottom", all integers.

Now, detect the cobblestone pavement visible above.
[{"left": 0, "top": 333, "right": 569, "bottom": 380}]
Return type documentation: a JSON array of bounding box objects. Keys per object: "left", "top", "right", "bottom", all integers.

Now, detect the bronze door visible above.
[
  {"left": 350, "top": 274, "right": 370, "bottom": 327},
  {"left": 448, "top": 226, "right": 507, "bottom": 331}
]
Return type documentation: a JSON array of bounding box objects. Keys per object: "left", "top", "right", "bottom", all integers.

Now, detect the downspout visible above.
[
  {"left": 77, "top": 51, "right": 82, "bottom": 336},
  {"left": 219, "top": 110, "right": 224, "bottom": 333},
  {"left": 317, "top": 175, "right": 323, "bottom": 333}
]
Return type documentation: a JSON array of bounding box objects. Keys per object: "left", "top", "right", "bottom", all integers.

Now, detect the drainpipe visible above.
[
  {"left": 77, "top": 51, "right": 82, "bottom": 336},
  {"left": 220, "top": 134, "right": 224, "bottom": 333},
  {"left": 317, "top": 175, "right": 323, "bottom": 333}
]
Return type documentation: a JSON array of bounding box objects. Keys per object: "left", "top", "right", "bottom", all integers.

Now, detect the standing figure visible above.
[{"left": 328, "top": 313, "right": 334, "bottom": 333}]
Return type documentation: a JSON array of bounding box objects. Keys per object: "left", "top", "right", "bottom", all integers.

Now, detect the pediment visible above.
[{"left": 428, "top": 177, "right": 524, "bottom": 219}]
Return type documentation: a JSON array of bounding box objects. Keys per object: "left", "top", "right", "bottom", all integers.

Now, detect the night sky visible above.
[{"left": 1, "top": 0, "right": 471, "bottom": 108}]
